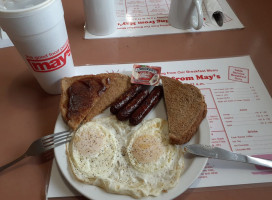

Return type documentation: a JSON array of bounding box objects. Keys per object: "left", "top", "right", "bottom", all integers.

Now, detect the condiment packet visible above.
[{"left": 131, "top": 64, "right": 161, "bottom": 86}]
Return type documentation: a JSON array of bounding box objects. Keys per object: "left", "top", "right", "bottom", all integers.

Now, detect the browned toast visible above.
[
  {"left": 161, "top": 76, "right": 207, "bottom": 144},
  {"left": 60, "top": 73, "right": 131, "bottom": 130}
]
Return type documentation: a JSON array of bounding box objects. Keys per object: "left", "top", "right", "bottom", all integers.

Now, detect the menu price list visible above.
[{"left": 190, "top": 59, "right": 272, "bottom": 187}]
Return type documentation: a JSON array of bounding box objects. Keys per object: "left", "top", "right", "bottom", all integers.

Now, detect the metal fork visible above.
[{"left": 0, "top": 130, "right": 72, "bottom": 172}]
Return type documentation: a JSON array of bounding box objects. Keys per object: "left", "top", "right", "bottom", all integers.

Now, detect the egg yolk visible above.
[
  {"left": 131, "top": 135, "right": 164, "bottom": 164},
  {"left": 74, "top": 130, "right": 104, "bottom": 156}
]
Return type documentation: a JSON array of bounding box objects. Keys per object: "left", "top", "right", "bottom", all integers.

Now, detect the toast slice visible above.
[
  {"left": 60, "top": 73, "right": 131, "bottom": 130},
  {"left": 161, "top": 76, "right": 207, "bottom": 145}
]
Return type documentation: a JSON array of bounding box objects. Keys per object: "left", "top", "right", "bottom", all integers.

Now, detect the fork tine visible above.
[
  {"left": 43, "top": 135, "right": 72, "bottom": 148},
  {"left": 42, "top": 131, "right": 71, "bottom": 144},
  {"left": 42, "top": 130, "right": 70, "bottom": 141},
  {"left": 42, "top": 139, "right": 72, "bottom": 152},
  {"left": 52, "top": 135, "right": 72, "bottom": 144}
]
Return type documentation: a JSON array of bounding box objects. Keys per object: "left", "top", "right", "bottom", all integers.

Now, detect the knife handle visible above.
[
  {"left": 246, "top": 156, "right": 272, "bottom": 168},
  {"left": 185, "top": 144, "right": 272, "bottom": 169}
]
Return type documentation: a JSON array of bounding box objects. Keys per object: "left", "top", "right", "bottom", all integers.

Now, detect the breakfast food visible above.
[
  {"left": 161, "top": 76, "right": 207, "bottom": 145},
  {"left": 129, "top": 85, "right": 164, "bottom": 125},
  {"left": 67, "top": 115, "right": 184, "bottom": 199},
  {"left": 60, "top": 73, "right": 131, "bottom": 130},
  {"left": 116, "top": 89, "right": 149, "bottom": 121},
  {"left": 110, "top": 84, "right": 144, "bottom": 114},
  {"left": 61, "top": 71, "right": 207, "bottom": 198},
  {"left": 111, "top": 84, "right": 163, "bottom": 125}
]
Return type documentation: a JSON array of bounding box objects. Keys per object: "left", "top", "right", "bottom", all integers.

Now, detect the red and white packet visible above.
[{"left": 131, "top": 64, "right": 161, "bottom": 86}]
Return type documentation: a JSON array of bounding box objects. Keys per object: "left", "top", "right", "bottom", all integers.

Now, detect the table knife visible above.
[{"left": 184, "top": 144, "right": 272, "bottom": 168}]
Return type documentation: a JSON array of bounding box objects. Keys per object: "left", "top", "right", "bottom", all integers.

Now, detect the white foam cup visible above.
[
  {"left": 0, "top": 0, "right": 75, "bottom": 94},
  {"left": 83, "top": 0, "right": 117, "bottom": 36},
  {"left": 169, "top": 0, "right": 204, "bottom": 30}
]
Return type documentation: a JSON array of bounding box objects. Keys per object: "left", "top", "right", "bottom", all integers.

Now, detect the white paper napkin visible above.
[
  {"left": 0, "top": 27, "right": 8, "bottom": 39},
  {"left": 0, "top": 27, "right": 13, "bottom": 48},
  {"left": 0, "top": 27, "right": 3, "bottom": 39},
  {"left": 47, "top": 159, "right": 79, "bottom": 198}
]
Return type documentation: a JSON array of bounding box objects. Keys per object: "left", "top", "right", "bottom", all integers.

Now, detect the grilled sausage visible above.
[
  {"left": 110, "top": 84, "right": 144, "bottom": 114},
  {"left": 129, "top": 86, "right": 163, "bottom": 125},
  {"left": 117, "top": 89, "right": 149, "bottom": 121}
]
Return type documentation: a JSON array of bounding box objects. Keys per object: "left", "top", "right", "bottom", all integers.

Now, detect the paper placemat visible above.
[
  {"left": 85, "top": 0, "right": 244, "bottom": 39},
  {"left": 47, "top": 55, "right": 272, "bottom": 198}
]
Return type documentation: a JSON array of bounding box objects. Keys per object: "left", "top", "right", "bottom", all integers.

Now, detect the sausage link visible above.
[
  {"left": 110, "top": 84, "right": 144, "bottom": 114},
  {"left": 129, "top": 86, "right": 163, "bottom": 125},
  {"left": 117, "top": 89, "right": 149, "bottom": 121}
]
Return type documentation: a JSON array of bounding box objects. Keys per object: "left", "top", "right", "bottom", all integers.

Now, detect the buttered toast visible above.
[{"left": 60, "top": 73, "right": 131, "bottom": 130}]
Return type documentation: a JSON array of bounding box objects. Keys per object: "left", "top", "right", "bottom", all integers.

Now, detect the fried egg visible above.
[
  {"left": 67, "top": 116, "right": 184, "bottom": 199},
  {"left": 127, "top": 118, "right": 177, "bottom": 173},
  {"left": 68, "top": 121, "right": 118, "bottom": 181}
]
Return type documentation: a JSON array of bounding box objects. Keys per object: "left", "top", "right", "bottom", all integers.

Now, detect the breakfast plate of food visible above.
[{"left": 54, "top": 71, "right": 210, "bottom": 200}]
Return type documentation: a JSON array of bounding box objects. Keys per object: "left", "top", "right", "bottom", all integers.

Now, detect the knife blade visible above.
[{"left": 184, "top": 144, "right": 272, "bottom": 168}]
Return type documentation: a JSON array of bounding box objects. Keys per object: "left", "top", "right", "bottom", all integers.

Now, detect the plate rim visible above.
[{"left": 54, "top": 114, "right": 210, "bottom": 200}]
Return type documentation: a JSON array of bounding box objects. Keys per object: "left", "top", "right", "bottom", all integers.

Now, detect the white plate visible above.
[{"left": 54, "top": 99, "right": 210, "bottom": 200}]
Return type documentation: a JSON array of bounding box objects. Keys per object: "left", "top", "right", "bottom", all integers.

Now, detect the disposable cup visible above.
[
  {"left": 0, "top": 0, "right": 75, "bottom": 94},
  {"left": 83, "top": 0, "right": 117, "bottom": 36}
]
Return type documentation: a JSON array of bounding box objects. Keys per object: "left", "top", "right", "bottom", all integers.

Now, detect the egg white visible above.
[
  {"left": 67, "top": 121, "right": 118, "bottom": 182},
  {"left": 67, "top": 116, "right": 184, "bottom": 199},
  {"left": 127, "top": 118, "right": 176, "bottom": 173}
]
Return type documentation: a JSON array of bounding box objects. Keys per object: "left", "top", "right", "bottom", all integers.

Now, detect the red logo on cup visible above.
[{"left": 27, "top": 40, "right": 71, "bottom": 73}]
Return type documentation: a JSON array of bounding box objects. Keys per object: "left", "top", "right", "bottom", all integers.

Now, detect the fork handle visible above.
[{"left": 0, "top": 153, "right": 28, "bottom": 172}]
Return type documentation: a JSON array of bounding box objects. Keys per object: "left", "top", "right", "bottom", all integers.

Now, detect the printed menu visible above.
[
  {"left": 47, "top": 56, "right": 272, "bottom": 198},
  {"left": 85, "top": 0, "right": 244, "bottom": 39}
]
